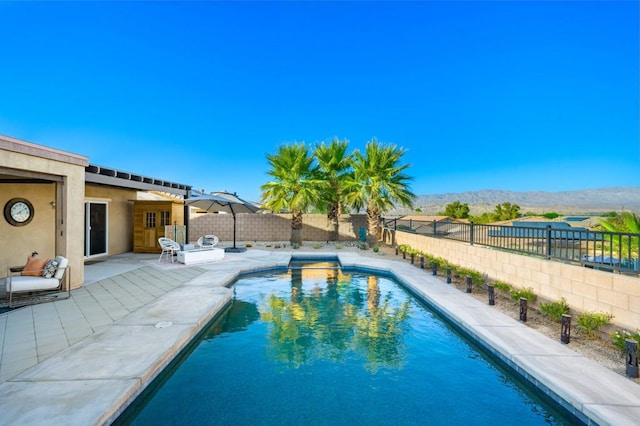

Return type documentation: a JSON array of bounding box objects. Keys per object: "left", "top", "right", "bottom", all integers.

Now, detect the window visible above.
[
  {"left": 160, "top": 211, "right": 171, "bottom": 226},
  {"left": 145, "top": 212, "right": 156, "bottom": 228}
]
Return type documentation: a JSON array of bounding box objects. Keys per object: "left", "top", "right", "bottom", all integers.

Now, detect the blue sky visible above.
[{"left": 1, "top": 1, "right": 638, "bottom": 202}]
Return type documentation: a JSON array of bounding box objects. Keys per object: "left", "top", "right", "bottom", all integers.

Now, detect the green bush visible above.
[
  {"left": 539, "top": 298, "right": 570, "bottom": 322},
  {"left": 576, "top": 312, "right": 613, "bottom": 339},
  {"left": 542, "top": 212, "right": 560, "bottom": 219},
  {"left": 610, "top": 329, "right": 640, "bottom": 352},
  {"left": 397, "top": 244, "right": 409, "bottom": 253},
  {"left": 510, "top": 287, "right": 537, "bottom": 302},
  {"left": 372, "top": 246, "right": 379, "bottom": 253},
  {"left": 493, "top": 281, "right": 511, "bottom": 292}
]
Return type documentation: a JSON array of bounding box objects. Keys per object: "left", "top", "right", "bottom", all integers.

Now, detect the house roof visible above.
[{"left": 398, "top": 215, "right": 451, "bottom": 222}]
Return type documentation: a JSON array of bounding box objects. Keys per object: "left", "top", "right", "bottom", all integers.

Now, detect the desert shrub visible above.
[
  {"left": 313, "top": 242, "right": 322, "bottom": 249},
  {"left": 576, "top": 312, "right": 613, "bottom": 339},
  {"left": 493, "top": 281, "right": 511, "bottom": 292},
  {"left": 539, "top": 298, "right": 570, "bottom": 322},
  {"left": 373, "top": 246, "right": 379, "bottom": 253},
  {"left": 610, "top": 329, "right": 640, "bottom": 352},
  {"left": 457, "top": 267, "right": 484, "bottom": 288},
  {"left": 335, "top": 244, "right": 342, "bottom": 249},
  {"left": 510, "top": 287, "right": 537, "bottom": 302}
]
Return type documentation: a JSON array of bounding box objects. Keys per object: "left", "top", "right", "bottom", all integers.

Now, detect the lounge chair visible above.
[
  {"left": 197, "top": 235, "right": 219, "bottom": 250},
  {"left": 5, "top": 256, "right": 70, "bottom": 308},
  {"left": 158, "top": 237, "right": 181, "bottom": 263}
]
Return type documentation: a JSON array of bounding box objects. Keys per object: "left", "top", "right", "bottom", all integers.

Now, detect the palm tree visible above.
[
  {"left": 598, "top": 211, "right": 640, "bottom": 234},
  {"left": 314, "top": 138, "right": 353, "bottom": 241},
  {"left": 261, "top": 142, "right": 321, "bottom": 245},
  {"left": 598, "top": 211, "right": 640, "bottom": 261},
  {"left": 346, "top": 139, "right": 415, "bottom": 243}
]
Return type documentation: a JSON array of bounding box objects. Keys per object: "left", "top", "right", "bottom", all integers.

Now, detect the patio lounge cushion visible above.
[
  {"left": 21, "top": 256, "right": 49, "bottom": 277},
  {"left": 42, "top": 258, "right": 59, "bottom": 278},
  {"left": 53, "top": 256, "right": 68, "bottom": 280},
  {"left": 7, "top": 275, "right": 62, "bottom": 292}
]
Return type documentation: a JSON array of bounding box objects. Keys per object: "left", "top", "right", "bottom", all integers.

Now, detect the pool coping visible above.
[{"left": 0, "top": 250, "right": 638, "bottom": 425}]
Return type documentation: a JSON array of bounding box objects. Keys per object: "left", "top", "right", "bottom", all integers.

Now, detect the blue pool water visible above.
[{"left": 117, "top": 261, "right": 580, "bottom": 425}]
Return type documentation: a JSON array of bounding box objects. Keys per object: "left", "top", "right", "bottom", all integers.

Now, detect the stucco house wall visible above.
[
  {"left": 1, "top": 136, "right": 87, "bottom": 289},
  {"left": 85, "top": 184, "right": 137, "bottom": 255},
  {"left": 0, "top": 183, "right": 56, "bottom": 273}
]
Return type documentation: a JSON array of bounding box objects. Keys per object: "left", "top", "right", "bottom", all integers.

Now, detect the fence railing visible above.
[{"left": 383, "top": 217, "right": 640, "bottom": 275}]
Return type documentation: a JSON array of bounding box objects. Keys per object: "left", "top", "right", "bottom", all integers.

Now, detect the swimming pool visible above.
[{"left": 116, "top": 259, "right": 580, "bottom": 424}]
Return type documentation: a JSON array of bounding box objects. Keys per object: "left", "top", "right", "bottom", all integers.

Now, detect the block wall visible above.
[
  {"left": 189, "top": 213, "right": 367, "bottom": 244},
  {"left": 386, "top": 230, "right": 640, "bottom": 331}
]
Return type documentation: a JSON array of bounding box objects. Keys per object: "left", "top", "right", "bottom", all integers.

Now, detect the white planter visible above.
[{"left": 177, "top": 248, "right": 224, "bottom": 265}]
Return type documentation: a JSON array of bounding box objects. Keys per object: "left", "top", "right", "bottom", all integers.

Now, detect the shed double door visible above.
[
  {"left": 142, "top": 210, "right": 171, "bottom": 249},
  {"left": 141, "top": 209, "right": 171, "bottom": 252}
]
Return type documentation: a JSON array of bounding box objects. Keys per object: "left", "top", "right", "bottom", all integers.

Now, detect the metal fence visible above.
[{"left": 383, "top": 217, "right": 640, "bottom": 275}]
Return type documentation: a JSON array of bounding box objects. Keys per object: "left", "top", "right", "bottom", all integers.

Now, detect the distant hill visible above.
[{"left": 397, "top": 187, "right": 640, "bottom": 215}]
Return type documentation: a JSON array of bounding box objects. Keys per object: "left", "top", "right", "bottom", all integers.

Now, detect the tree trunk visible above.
[
  {"left": 291, "top": 210, "right": 303, "bottom": 245},
  {"left": 327, "top": 203, "right": 339, "bottom": 241},
  {"left": 366, "top": 204, "right": 382, "bottom": 244}
]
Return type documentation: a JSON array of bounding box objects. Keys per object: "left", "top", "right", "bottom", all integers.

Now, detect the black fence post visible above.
[
  {"left": 446, "top": 268, "right": 452, "bottom": 284},
  {"left": 487, "top": 285, "right": 495, "bottom": 305},
  {"left": 432, "top": 261, "right": 437, "bottom": 275},
  {"left": 561, "top": 314, "right": 571, "bottom": 344},
  {"left": 465, "top": 276, "right": 472, "bottom": 293},
  {"left": 410, "top": 253, "right": 415, "bottom": 265},
  {"left": 546, "top": 225, "right": 552, "bottom": 260},
  {"left": 433, "top": 220, "right": 437, "bottom": 236},
  {"left": 469, "top": 222, "right": 474, "bottom": 245},
  {"left": 626, "top": 339, "right": 639, "bottom": 378},
  {"left": 394, "top": 218, "right": 397, "bottom": 231},
  {"left": 419, "top": 255, "right": 424, "bottom": 269},
  {"left": 519, "top": 298, "right": 528, "bottom": 322}
]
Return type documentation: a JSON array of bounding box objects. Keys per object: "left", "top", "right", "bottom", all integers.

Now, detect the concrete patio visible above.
[{"left": 0, "top": 248, "right": 639, "bottom": 425}]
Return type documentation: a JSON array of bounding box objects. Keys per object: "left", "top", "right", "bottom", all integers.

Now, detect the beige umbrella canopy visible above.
[{"left": 185, "top": 191, "right": 260, "bottom": 252}]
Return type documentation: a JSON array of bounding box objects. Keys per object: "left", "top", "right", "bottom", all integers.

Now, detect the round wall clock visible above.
[{"left": 4, "top": 198, "right": 35, "bottom": 226}]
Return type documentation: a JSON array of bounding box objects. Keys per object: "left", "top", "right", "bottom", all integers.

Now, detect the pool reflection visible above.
[{"left": 256, "top": 267, "right": 410, "bottom": 371}]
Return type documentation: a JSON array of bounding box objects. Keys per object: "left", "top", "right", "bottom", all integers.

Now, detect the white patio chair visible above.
[
  {"left": 158, "top": 237, "right": 181, "bottom": 263},
  {"left": 197, "top": 235, "right": 219, "bottom": 250}
]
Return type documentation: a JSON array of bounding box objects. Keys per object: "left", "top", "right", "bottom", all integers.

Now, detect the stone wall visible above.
[
  {"left": 189, "top": 213, "right": 368, "bottom": 243},
  {"left": 385, "top": 229, "right": 640, "bottom": 331}
]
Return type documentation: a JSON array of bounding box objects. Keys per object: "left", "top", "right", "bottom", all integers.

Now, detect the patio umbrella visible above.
[{"left": 185, "top": 191, "right": 260, "bottom": 252}]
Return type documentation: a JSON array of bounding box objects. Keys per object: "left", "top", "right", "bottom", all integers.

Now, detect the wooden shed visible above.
[{"left": 133, "top": 200, "right": 184, "bottom": 253}]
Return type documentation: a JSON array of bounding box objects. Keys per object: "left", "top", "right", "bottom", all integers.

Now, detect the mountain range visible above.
[{"left": 403, "top": 187, "right": 640, "bottom": 215}]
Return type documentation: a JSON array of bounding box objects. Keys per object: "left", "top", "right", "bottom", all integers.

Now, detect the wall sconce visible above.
[{"left": 50, "top": 201, "right": 56, "bottom": 208}]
